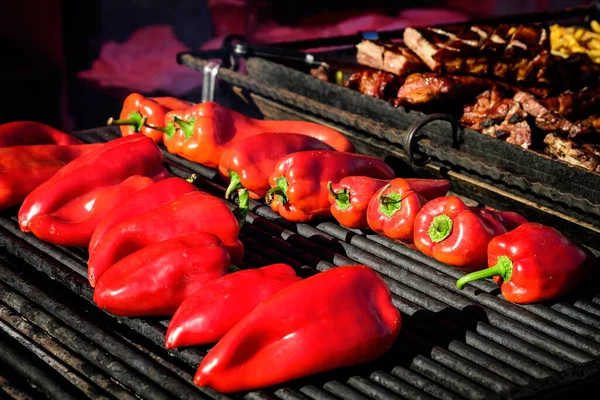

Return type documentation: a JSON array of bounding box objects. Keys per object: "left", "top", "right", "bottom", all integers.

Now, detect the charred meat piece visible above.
[
  {"left": 345, "top": 70, "right": 404, "bottom": 100},
  {"left": 481, "top": 120, "right": 532, "bottom": 149},
  {"left": 356, "top": 40, "right": 425, "bottom": 76},
  {"left": 542, "top": 87, "right": 600, "bottom": 120},
  {"left": 394, "top": 73, "right": 515, "bottom": 106},
  {"left": 544, "top": 133, "right": 600, "bottom": 172}
]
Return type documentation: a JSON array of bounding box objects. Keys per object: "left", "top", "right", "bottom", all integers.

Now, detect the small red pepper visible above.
[
  {"left": 414, "top": 196, "right": 527, "bottom": 271},
  {"left": 158, "top": 102, "right": 354, "bottom": 168},
  {"left": 366, "top": 178, "right": 448, "bottom": 242},
  {"left": 165, "top": 263, "right": 301, "bottom": 348},
  {"left": 94, "top": 232, "right": 230, "bottom": 316},
  {"left": 266, "top": 150, "right": 396, "bottom": 222},
  {"left": 328, "top": 177, "right": 450, "bottom": 229},
  {"left": 87, "top": 191, "right": 244, "bottom": 287},
  {"left": 219, "top": 132, "right": 335, "bottom": 216},
  {"left": 456, "top": 223, "right": 597, "bottom": 303},
  {"left": 18, "top": 134, "right": 167, "bottom": 232},
  {"left": 0, "top": 144, "right": 101, "bottom": 210},
  {"left": 194, "top": 265, "right": 401, "bottom": 393},
  {"left": 88, "top": 177, "right": 198, "bottom": 253},
  {"left": 27, "top": 175, "right": 157, "bottom": 247},
  {"left": 107, "top": 93, "right": 193, "bottom": 143},
  {"left": 0, "top": 121, "right": 83, "bottom": 147}
]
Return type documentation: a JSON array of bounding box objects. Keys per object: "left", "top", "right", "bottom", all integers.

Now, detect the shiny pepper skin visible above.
[{"left": 0, "top": 121, "right": 83, "bottom": 147}]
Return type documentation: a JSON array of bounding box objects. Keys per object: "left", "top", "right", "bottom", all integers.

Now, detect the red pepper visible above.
[
  {"left": 165, "top": 264, "right": 301, "bottom": 348},
  {"left": 88, "top": 177, "right": 198, "bottom": 253},
  {"left": 0, "top": 121, "right": 83, "bottom": 147},
  {"left": 414, "top": 196, "right": 527, "bottom": 270},
  {"left": 266, "top": 150, "right": 396, "bottom": 222},
  {"left": 0, "top": 144, "right": 101, "bottom": 210},
  {"left": 87, "top": 191, "right": 244, "bottom": 287},
  {"left": 27, "top": 175, "right": 157, "bottom": 247},
  {"left": 107, "top": 93, "right": 193, "bottom": 143},
  {"left": 219, "top": 132, "right": 335, "bottom": 215},
  {"left": 328, "top": 177, "right": 450, "bottom": 229},
  {"left": 194, "top": 265, "right": 401, "bottom": 393},
  {"left": 456, "top": 223, "right": 597, "bottom": 303},
  {"left": 367, "top": 179, "right": 435, "bottom": 242},
  {"left": 158, "top": 102, "right": 354, "bottom": 168},
  {"left": 18, "top": 134, "right": 167, "bottom": 232},
  {"left": 94, "top": 232, "right": 229, "bottom": 316}
]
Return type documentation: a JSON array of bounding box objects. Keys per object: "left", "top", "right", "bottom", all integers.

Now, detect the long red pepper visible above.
[
  {"left": 88, "top": 177, "right": 198, "bottom": 253},
  {"left": 87, "top": 191, "right": 243, "bottom": 287},
  {"left": 165, "top": 264, "right": 301, "bottom": 348},
  {"left": 266, "top": 150, "right": 396, "bottom": 222},
  {"left": 194, "top": 265, "right": 401, "bottom": 393},
  {"left": 18, "top": 134, "right": 166, "bottom": 232},
  {"left": 0, "top": 121, "right": 82, "bottom": 147},
  {"left": 108, "top": 93, "right": 193, "bottom": 143},
  {"left": 456, "top": 223, "right": 597, "bottom": 303},
  {"left": 0, "top": 144, "right": 101, "bottom": 210},
  {"left": 413, "top": 196, "right": 527, "bottom": 270},
  {"left": 28, "top": 175, "right": 156, "bottom": 247},
  {"left": 158, "top": 102, "right": 354, "bottom": 168},
  {"left": 94, "top": 232, "right": 230, "bottom": 316}
]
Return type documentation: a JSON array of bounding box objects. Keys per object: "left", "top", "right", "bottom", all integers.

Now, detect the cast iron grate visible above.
[{"left": 0, "top": 126, "right": 599, "bottom": 400}]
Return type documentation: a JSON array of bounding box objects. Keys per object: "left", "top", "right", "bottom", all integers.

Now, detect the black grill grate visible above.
[{"left": 0, "top": 126, "right": 599, "bottom": 399}]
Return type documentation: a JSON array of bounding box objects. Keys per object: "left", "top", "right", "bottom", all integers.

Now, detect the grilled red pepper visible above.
[
  {"left": 366, "top": 178, "right": 448, "bottom": 241},
  {"left": 165, "top": 263, "right": 301, "bottom": 348},
  {"left": 28, "top": 175, "right": 156, "bottom": 247},
  {"left": 87, "top": 191, "right": 243, "bottom": 287},
  {"left": 89, "top": 177, "right": 198, "bottom": 253},
  {"left": 107, "top": 93, "right": 193, "bottom": 143},
  {"left": 94, "top": 232, "right": 229, "bottom": 316},
  {"left": 195, "top": 265, "right": 401, "bottom": 393},
  {"left": 328, "top": 177, "right": 450, "bottom": 229},
  {"left": 158, "top": 102, "right": 354, "bottom": 168},
  {"left": 266, "top": 151, "right": 395, "bottom": 222},
  {"left": 18, "top": 134, "right": 167, "bottom": 232},
  {"left": 456, "top": 223, "right": 597, "bottom": 303},
  {"left": 0, "top": 121, "right": 83, "bottom": 147},
  {"left": 0, "top": 144, "right": 101, "bottom": 210},
  {"left": 414, "top": 196, "right": 527, "bottom": 270}
]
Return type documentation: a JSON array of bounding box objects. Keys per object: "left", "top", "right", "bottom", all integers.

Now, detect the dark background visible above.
[{"left": 0, "top": 0, "right": 590, "bottom": 132}]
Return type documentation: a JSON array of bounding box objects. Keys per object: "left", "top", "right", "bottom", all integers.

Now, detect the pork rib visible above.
[
  {"left": 345, "top": 70, "right": 404, "bottom": 101},
  {"left": 356, "top": 40, "right": 425, "bottom": 76}
]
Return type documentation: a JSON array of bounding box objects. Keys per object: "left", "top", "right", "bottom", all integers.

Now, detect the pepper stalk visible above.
[
  {"left": 107, "top": 111, "right": 147, "bottom": 133},
  {"left": 327, "top": 181, "right": 350, "bottom": 210},
  {"left": 456, "top": 255, "right": 513, "bottom": 290}
]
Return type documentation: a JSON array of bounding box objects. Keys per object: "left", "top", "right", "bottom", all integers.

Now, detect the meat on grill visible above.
[
  {"left": 345, "top": 70, "right": 404, "bottom": 100},
  {"left": 542, "top": 87, "right": 600, "bottom": 120},
  {"left": 356, "top": 40, "right": 426, "bottom": 76},
  {"left": 544, "top": 133, "right": 600, "bottom": 172}
]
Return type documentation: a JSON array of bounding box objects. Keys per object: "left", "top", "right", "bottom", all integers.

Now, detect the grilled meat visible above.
[
  {"left": 356, "top": 40, "right": 426, "bottom": 76},
  {"left": 345, "top": 70, "right": 404, "bottom": 100},
  {"left": 542, "top": 87, "right": 600, "bottom": 120},
  {"left": 544, "top": 133, "right": 600, "bottom": 172}
]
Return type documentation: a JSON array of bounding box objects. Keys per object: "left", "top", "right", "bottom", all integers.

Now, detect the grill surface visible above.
[{"left": 1, "top": 126, "right": 600, "bottom": 399}]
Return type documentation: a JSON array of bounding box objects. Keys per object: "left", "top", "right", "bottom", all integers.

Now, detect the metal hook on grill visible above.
[
  {"left": 201, "top": 62, "right": 220, "bottom": 103},
  {"left": 404, "top": 114, "right": 460, "bottom": 167}
]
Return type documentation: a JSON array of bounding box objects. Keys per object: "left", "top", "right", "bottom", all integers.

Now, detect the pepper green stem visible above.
[
  {"left": 233, "top": 188, "right": 249, "bottom": 227},
  {"left": 173, "top": 116, "right": 196, "bottom": 141},
  {"left": 228, "top": 265, "right": 241, "bottom": 273},
  {"left": 265, "top": 176, "right": 289, "bottom": 204},
  {"left": 143, "top": 121, "right": 176, "bottom": 138},
  {"left": 225, "top": 171, "right": 244, "bottom": 199},
  {"left": 327, "top": 181, "right": 350, "bottom": 210},
  {"left": 107, "top": 111, "right": 147, "bottom": 132},
  {"left": 428, "top": 214, "right": 453, "bottom": 243},
  {"left": 456, "top": 255, "right": 513, "bottom": 290},
  {"left": 377, "top": 183, "right": 402, "bottom": 218}
]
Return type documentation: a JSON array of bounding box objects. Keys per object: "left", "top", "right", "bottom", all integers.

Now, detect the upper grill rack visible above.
[{"left": 0, "top": 126, "right": 599, "bottom": 400}]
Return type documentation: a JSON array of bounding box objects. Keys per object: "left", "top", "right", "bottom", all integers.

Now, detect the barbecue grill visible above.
[{"left": 1, "top": 123, "right": 600, "bottom": 399}]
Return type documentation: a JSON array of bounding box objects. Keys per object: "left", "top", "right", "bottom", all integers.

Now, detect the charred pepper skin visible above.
[
  {"left": 194, "top": 265, "right": 401, "bottom": 393},
  {"left": 94, "top": 232, "right": 230, "bottom": 316},
  {"left": 165, "top": 264, "right": 301, "bottom": 348},
  {"left": 0, "top": 121, "right": 83, "bottom": 147},
  {"left": 28, "top": 175, "right": 156, "bottom": 247},
  {"left": 457, "top": 223, "right": 597, "bottom": 304},
  {"left": 87, "top": 191, "right": 244, "bottom": 287},
  {"left": 413, "top": 196, "right": 527, "bottom": 271},
  {"left": 18, "top": 134, "right": 166, "bottom": 232},
  {"left": 88, "top": 177, "right": 198, "bottom": 253},
  {"left": 266, "top": 150, "right": 396, "bottom": 222},
  {"left": 0, "top": 144, "right": 101, "bottom": 210},
  {"left": 161, "top": 102, "right": 355, "bottom": 168},
  {"left": 108, "top": 93, "right": 193, "bottom": 143}
]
